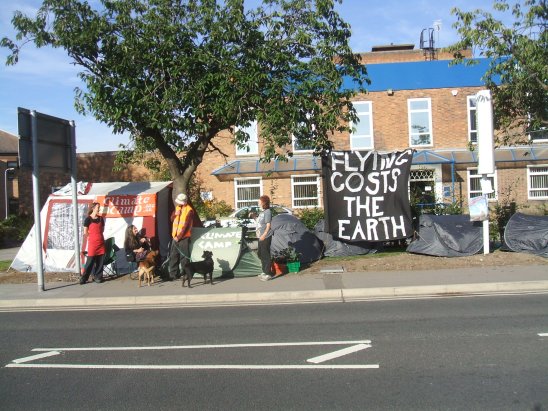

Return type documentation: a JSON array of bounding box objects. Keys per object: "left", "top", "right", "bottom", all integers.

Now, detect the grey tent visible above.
[
  {"left": 503, "top": 213, "right": 548, "bottom": 257},
  {"left": 270, "top": 214, "right": 323, "bottom": 264},
  {"left": 314, "top": 219, "right": 379, "bottom": 257},
  {"left": 406, "top": 214, "right": 484, "bottom": 257}
]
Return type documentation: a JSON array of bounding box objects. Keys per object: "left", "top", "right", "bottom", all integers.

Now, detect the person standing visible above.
[
  {"left": 257, "top": 195, "right": 274, "bottom": 281},
  {"left": 80, "top": 202, "right": 106, "bottom": 284},
  {"left": 168, "top": 193, "right": 194, "bottom": 281}
]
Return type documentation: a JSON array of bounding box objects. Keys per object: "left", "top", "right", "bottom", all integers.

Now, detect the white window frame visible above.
[
  {"left": 467, "top": 95, "right": 478, "bottom": 144},
  {"left": 408, "top": 98, "right": 433, "bottom": 147},
  {"left": 467, "top": 168, "right": 498, "bottom": 201},
  {"left": 235, "top": 121, "right": 259, "bottom": 156},
  {"left": 234, "top": 177, "right": 262, "bottom": 209},
  {"left": 291, "top": 174, "right": 321, "bottom": 208},
  {"left": 349, "top": 101, "right": 374, "bottom": 150},
  {"left": 527, "top": 165, "right": 548, "bottom": 200}
]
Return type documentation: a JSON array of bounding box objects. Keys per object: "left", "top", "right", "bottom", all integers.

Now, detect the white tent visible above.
[{"left": 11, "top": 181, "right": 173, "bottom": 273}]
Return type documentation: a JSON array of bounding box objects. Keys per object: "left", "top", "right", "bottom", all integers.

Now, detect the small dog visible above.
[
  {"left": 182, "top": 250, "right": 214, "bottom": 288},
  {"left": 138, "top": 250, "right": 158, "bottom": 287}
]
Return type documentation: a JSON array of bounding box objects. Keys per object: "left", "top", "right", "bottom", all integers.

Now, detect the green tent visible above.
[{"left": 189, "top": 227, "right": 262, "bottom": 278}]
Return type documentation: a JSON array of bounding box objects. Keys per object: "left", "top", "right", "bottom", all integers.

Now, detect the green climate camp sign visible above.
[{"left": 190, "top": 227, "right": 245, "bottom": 276}]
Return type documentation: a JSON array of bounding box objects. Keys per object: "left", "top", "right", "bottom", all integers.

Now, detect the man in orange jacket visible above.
[{"left": 168, "top": 193, "right": 194, "bottom": 281}]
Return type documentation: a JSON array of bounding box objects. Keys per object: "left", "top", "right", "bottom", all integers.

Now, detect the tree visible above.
[
  {"left": 1, "top": 0, "right": 369, "bottom": 196},
  {"left": 448, "top": 0, "right": 547, "bottom": 144}
]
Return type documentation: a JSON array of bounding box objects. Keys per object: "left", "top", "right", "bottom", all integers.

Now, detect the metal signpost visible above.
[{"left": 18, "top": 108, "right": 80, "bottom": 291}]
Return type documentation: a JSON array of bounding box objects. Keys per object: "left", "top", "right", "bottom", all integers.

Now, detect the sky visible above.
[{"left": 0, "top": 0, "right": 511, "bottom": 153}]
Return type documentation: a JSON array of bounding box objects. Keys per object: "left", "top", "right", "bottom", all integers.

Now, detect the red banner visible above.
[{"left": 95, "top": 194, "right": 157, "bottom": 217}]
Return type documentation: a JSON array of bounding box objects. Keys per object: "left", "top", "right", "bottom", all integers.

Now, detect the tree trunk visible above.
[{"left": 148, "top": 127, "right": 215, "bottom": 202}]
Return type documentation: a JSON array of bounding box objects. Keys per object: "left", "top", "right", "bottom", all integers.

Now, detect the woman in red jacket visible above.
[{"left": 80, "top": 202, "right": 106, "bottom": 284}]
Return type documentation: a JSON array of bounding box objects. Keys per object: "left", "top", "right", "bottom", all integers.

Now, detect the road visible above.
[{"left": 1, "top": 294, "right": 547, "bottom": 410}]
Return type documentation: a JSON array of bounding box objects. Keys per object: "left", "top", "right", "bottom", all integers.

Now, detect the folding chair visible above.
[{"left": 102, "top": 237, "right": 120, "bottom": 278}]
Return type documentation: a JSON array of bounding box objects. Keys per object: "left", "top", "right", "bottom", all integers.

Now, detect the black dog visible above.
[{"left": 182, "top": 250, "right": 214, "bottom": 288}]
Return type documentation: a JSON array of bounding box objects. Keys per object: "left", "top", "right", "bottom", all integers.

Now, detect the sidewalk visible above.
[{"left": 1, "top": 263, "right": 547, "bottom": 311}]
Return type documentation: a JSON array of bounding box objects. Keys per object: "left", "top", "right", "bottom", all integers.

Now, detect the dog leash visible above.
[{"left": 172, "top": 240, "right": 193, "bottom": 262}]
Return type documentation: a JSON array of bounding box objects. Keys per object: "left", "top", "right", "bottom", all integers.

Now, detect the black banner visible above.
[{"left": 322, "top": 149, "right": 414, "bottom": 242}]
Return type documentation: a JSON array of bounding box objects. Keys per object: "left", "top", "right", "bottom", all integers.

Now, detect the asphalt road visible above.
[{"left": 1, "top": 294, "right": 547, "bottom": 410}]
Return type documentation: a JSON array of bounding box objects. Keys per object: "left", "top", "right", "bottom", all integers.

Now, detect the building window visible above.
[
  {"left": 235, "top": 121, "right": 258, "bottom": 156},
  {"left": 529, "top": 105, "right": 548, "bottom": 142},
  {"left": 467, "top": 168, "right": 497, "bottom": 201},
  {"left": 235, "top": 178, "right": 262, "bottom": 208},
  {"left": 527, "top": 165, "right": 548, "bottom": 199},
  {"left": 292, "top": 113, "right": 316, "bottom": 153},
  {"left": 408, "top": 98, "right": 432, "bottom": 147},
  {"left": 292, "top": 136, "right": 315, "bottom": 153},
  {"left": 350, "top": 101, "right": 374, "bottom": 150},
  {"left": 467, "top": 95, "right": 477, "bottom": 144},
  {"left": 291, "top": 175, "right": 320, "bottom": 208},
  {"left": 530, "top": 128, "right": 548, "bottom": 142}
]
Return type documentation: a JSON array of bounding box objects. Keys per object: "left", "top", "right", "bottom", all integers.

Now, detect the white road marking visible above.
[
  {"left": 6, "top": 363, "right": 379, "bottom": 370},
  {"left": 307, "top": 343, "right": 371, "bottom": 364},
  {"left": 12, "top": 351, "right": 60, "bottom": 364},
  {"left": 31, "top": 340, "right": 372, "bottom": 352},
  {"left": 8, "top": 340, "right": 378, "bottom": 370},
  {"left": 538, "top": 333, "right": 548, "bottom": 337}
]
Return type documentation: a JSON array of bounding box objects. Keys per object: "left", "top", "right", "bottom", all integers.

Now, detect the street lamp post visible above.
[{"left": 4, "top": 167, "right": 15, "bottom": 220}]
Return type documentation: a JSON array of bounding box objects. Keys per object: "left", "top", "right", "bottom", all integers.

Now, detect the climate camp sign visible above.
[{"left": 322, "top": 149, "right": 414, "bottom": 242}]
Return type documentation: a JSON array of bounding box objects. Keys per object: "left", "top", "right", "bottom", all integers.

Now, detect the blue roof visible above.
[{"left": 342, "top": 58, "right": 494, "bottom": 92}]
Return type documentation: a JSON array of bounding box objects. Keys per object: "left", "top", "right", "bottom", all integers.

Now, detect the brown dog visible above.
[{"left": 138, "top": 250, "right": 158, "bottom": 287}]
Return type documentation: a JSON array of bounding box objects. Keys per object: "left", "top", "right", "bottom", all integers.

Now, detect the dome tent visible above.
[
  {"left": 314, "top": 219, "right": 379, "bottom": 257},
  {"left": 269, "top": 214, "right": 323, "bottom": 264},
  {"left": 503, "top": 213, "right": 548, "bottom": 257},
  {"left": 406, "top": 214, "right": 484, "bottom": 257}
]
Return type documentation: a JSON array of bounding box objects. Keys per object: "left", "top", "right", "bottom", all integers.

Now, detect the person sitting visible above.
[{"left": 124, "top": 225, "right": 150, "bottom": 265}]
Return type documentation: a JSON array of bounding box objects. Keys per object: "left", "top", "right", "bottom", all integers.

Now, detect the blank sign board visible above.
[{"left": 17, "top": 107, "right": 74, "bottom": 172}]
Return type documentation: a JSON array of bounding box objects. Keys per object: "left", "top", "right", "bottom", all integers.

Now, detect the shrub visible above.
[
  {"left": 0, "top": 214, "right": 33, "bottom": 245},
  {"left": 196, "top": 199, "right": 233, "bottom": 220},
  {"left": 271, "top": 245, "right": 301, "bottom": 263},
  {"left": 295, "top": 207, "right": 324, "bottom": 230},
  {"left": 489, "top": 181, "right": 521, "bottom": 243}
]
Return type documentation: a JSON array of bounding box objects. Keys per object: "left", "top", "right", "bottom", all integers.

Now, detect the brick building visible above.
[
  {"left": 0, "top": 130, "right": 20, "bottom": 219},
  {"left": 197, "top": 45, "right": 548, "bottom": 215},
  {"left": 14, "top": 151, "right": 153, "bottom": 215},
  {"left": 3, "top": 45, "right": 548, "bottom": 218}
]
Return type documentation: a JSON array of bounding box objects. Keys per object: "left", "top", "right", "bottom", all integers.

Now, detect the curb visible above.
[{"left": 1, "top": 281, "right": 547, "bottom": 311}]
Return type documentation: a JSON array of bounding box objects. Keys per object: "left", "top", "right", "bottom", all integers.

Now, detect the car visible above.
[
  {"left": 203, "top": 204, "right": 293, "bottom": 236},
  {"left": 230, "top": 204, "right": 293, "bottom": 220}
]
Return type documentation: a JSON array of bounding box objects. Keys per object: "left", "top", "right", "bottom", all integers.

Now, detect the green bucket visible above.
[{"left": 287, "top": 261, "right": 300, "bottom": 273}]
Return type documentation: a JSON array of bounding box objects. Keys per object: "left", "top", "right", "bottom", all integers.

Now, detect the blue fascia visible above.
[{"left": 341, "top": 58, "right": 497, "bottom": 92}]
